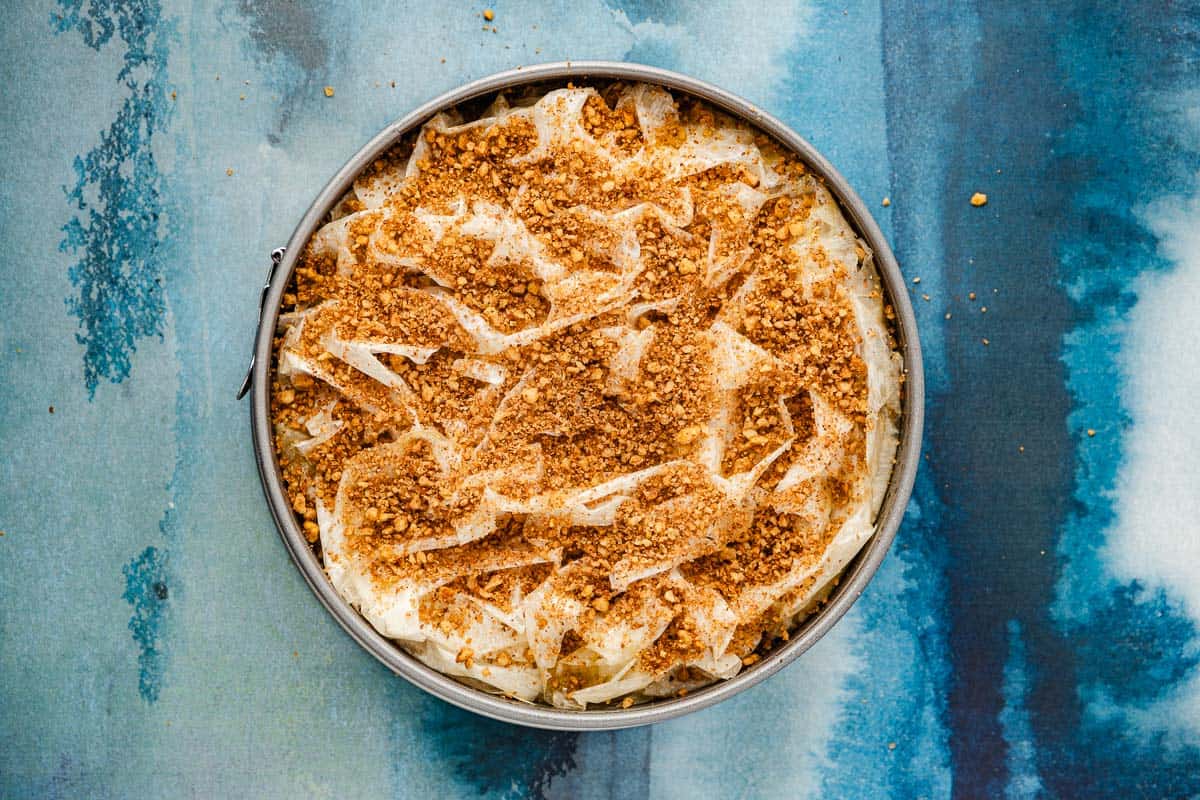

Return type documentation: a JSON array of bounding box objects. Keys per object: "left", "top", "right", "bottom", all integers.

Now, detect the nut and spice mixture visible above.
[{"left": 270, "top": 82, "right": 902, "bottom": 709}]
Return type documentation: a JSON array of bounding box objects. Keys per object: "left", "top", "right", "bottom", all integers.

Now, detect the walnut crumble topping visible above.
[{"left": 270, "top": 82, "right": 903, "bottom": 709}]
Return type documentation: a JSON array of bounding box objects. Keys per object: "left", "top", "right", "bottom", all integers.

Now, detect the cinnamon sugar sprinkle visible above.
[{"left": 270, "top": 82, "right": 902, "bottom": 709}]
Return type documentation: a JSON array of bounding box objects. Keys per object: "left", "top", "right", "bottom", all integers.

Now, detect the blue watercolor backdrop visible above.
[{"left": 1, "top": 1, "right": 1198, "bottom": 797}]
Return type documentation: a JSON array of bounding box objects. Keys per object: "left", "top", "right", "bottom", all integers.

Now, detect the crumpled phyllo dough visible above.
[
  {"left": 534, "top": 205, "right": 641, "bottom": 275},
  {"left": 607, "top": 463, "right": 751, "bottom": 591},
  {"left": 701, "top": 181, "right": 770, "bottom": 288},
  {"left": 277, "top": 304, "right": 414, "bottom": 421},
  {"left": 334, "top": 431, "right": 467, "bottom": 554}
]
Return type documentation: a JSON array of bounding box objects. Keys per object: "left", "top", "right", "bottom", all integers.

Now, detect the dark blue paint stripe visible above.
[
  {"left": 883, "top": 1, "right": 1200, "bottom": 796},
  {"left": 881, "top": 3, "right": 1081, "bottom": 787}
]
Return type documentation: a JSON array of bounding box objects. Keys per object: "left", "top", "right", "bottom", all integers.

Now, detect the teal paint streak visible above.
[
  {"left": 51, "top": 0, "right": 176, "bottom": 397},
  {"left": 51, "top": 0, "right": 185, "bottom": 708},
  {"left": 51, "top": 0, "right": 184, "bottom": 712},
  {"left": 121, "top": 544, "right": 171, "bottom": 702}
]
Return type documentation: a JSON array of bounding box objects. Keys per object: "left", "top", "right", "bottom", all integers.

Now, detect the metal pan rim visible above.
[{"left": 248, "top": 60, "right": 925, "bottom": 731}]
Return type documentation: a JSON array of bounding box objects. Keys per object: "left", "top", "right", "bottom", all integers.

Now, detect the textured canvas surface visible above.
[{"left": 2, "top": 1, "right": 1199, "bottom": 797}]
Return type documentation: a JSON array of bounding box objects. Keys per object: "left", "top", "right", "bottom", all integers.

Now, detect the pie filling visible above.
[{"left": 271, "top": 82, "right": 902, "bottom": 709}]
